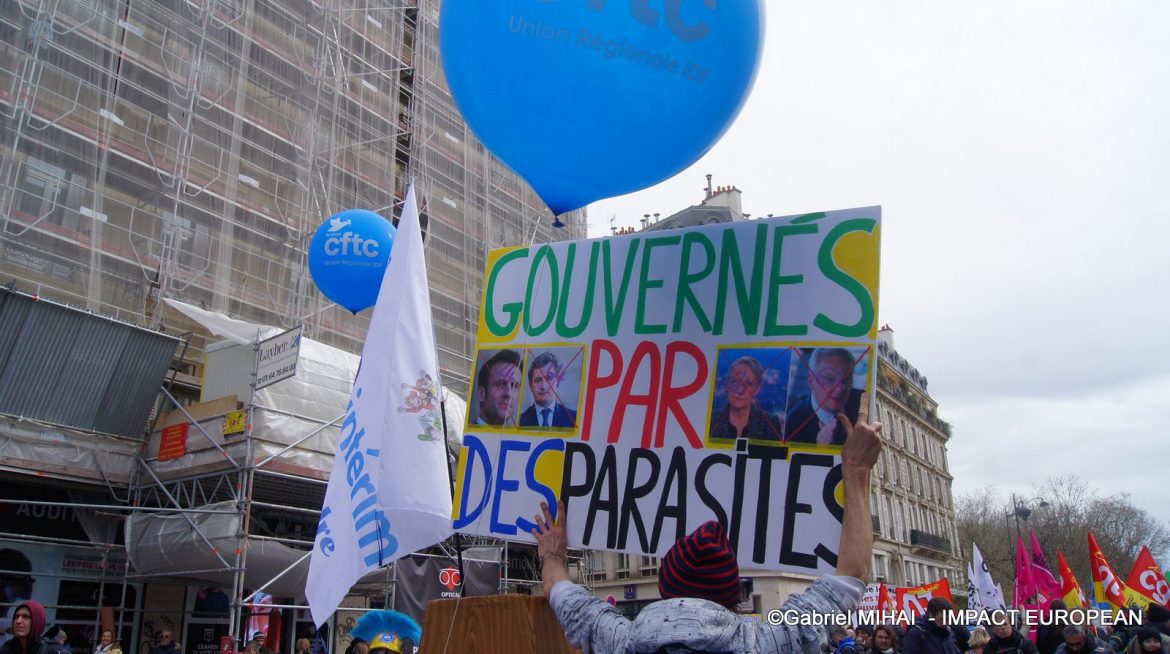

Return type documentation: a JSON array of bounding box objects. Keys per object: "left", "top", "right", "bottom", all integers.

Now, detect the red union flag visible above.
[
  {"left": 1088, "top": 532, "right": 1129, "bottom": 609},
  {"left": 896, "top": 579, "right": 952, "bottom": 622},
  {"left": 1126, "top": 546, "right": 1170, "bottom": 607},
  {"left": 1057, "top": 549, "right": 1089, "bottom": 609}
]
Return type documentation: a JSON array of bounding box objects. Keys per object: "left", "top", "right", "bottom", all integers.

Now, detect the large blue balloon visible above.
[
  {"left": 440, "top": 1, "right": 764, "bottom": 215},
  {"left": 308, "top": 209, "right": 396, "bottom": 313}
]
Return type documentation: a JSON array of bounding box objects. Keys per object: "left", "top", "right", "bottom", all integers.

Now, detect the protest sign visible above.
[
  {"left": 452, "top": 208, "right": 881, "bottom": 574},
  {"left": 896, "top": 579, "right": 953, "bottom": 620}
]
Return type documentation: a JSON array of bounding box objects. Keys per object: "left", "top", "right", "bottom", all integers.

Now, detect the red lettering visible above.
[
  {"left": 613, "top": 341, "right": 661, "bottom": 447},
  {"left": 582, "top": 339, "right": 623, "bottom": 441},
  {"left": 654, "top": 341, "right": 707, "bottom": 448}
]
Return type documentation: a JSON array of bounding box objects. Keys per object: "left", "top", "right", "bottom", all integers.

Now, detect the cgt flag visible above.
[
  {"left": 1088, "top": 531, "right": 1132, "bottom": 611},
  {"left": 306, "top": 184, "right": 454, "bottom": 627},
  {"left": 1057, "top": 549, "right": 1089, "bottom": 609},
  {"left": 896, "top": 579, "right": 952, "bottom": 623},
  {"left": 1125, "top": 546, "right": 1170, "bottom": 607}
]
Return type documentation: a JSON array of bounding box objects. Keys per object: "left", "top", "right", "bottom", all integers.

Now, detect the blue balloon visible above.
[
  {"left": 308, "top": 209, "right": 396, "bottom": 313},
  {"left": 440, "top": 1, "right": 764, "bottom": 215}
]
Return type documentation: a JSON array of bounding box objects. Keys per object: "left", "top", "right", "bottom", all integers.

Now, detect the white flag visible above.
[
  {"left": 306, "top": 184, "right": 453, "bottom": 626},
  {"left": 968, "top": 561, "right": 983, "bottom": 612},
  {"left": 972, "top": 542, "right": 1006, "bottom": 610}
]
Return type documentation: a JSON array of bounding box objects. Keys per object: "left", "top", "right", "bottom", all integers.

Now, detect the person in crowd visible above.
[
  {"left": 53, "top": 631, "right": 71, "bottom": 654},
  {"left": 1057, "top": 625, "right": 1110, "bottom": 654},
  {"left": 1, "top": 602, "right": 47, "bottom": 654},
  {"left": 968, "top": 627, "right": 992, "bottom": 654},
  {"left": 474, "top": 350, "right": 521, "bottom": 426},
  {"left": 1127, "top": 627, "right": 1168, "bottom": 654},
  {"left": 1147, "top": 605, "right": 1170, "bottom": 639},
  {"left": 94, "top": 631, "right": 115, "bottom": 654},
  {"left": 351, "top": 610, "right": 421, "bottom": 654},
  {"left": 519, "top": 352, "right": 577, "bottom": 428},
  {"left": 148, "top": 630, "right": 179, "bottom": 654},
  {"left": 873, "top": 625, "right": 902, "bottom": 654},
  {"left": 295, "top": 639, "right": 311, "bottom": 654},
  {"left": 952, "top": 625, "right": 971, "bottom": 653},
  {"left": 249, "top": 633, "right": 274, "bottom": 654},
  {"left": 709, "top": 356, "right": 783, "bottom": 441},
  {"left": 1036, "top": 600, "right": 1069, "bottom": 654},
  {"left": 832, "top": 626, "right": 859, "bottom": 654},
  {"left": 533, "top": 397, "right": 883, "bottom": 653},
  {"left": 902, "top": 597, "right": 961, "bottom": 654},
  {"left": 785, "top": 348, "right": 863, "bottom": 445},
  {"left": 987, "top": 614, "right": 1038, "bottom": 654},
  {"left": 856, "top": 626, "right": 874, "bottom": 652}
]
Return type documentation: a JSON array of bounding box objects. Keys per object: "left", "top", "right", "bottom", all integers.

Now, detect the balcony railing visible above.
[{"left": 910, "top": 529, "right": 952, "bottom": 554}]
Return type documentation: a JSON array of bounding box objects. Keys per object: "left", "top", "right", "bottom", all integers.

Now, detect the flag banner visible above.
[
  {"left": 968, "top": 562, "right": 982, "bottom": 613},
  {"left": 1088, "top": 532, "right": 1131, "bottom": 610},
  {"left": 306, "top": 185, "right": 454, "bottom": 626},
  {"left": 1057, "top": 549, "right": 1089, "bottom": 609},
  {"left": 1125, "top": 546, "right": 1170, "bottom": 607},
  {"left": 1029, "top": 531, "right": 1062, "bottom": 606},
  {"left": 896, "top": 579, "right": 952, "bottom": 622},
  {"left": 452, "top": 208, "right": 882, "bottom": 574},
  {"left": 391, "top": 554, "right": 500, "bottom": 626},
  {"left": 1015, "top": 536, "right": 1037, "bottom": 607},
  {"left": 972, "top": 542, "right": 1005, "bottom": 611}
]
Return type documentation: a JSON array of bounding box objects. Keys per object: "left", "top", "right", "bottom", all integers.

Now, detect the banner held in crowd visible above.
[
  {"left": 451, "top": 208, "right": 881, "bottom": 573},
  {"left": 896, "top": 579, "right": 952, "bottom": 622},
  {"left": 307, "top": 185, "right": 453, "bottom": 626},
  {"left": 1125, "top": 546, "right": 1170, "bottom": 607},
  {"left": 1057, "top": 549, "right": 1089, "bottom": 609}
]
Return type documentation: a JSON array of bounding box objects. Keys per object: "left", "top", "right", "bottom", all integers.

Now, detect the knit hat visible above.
[
  {"left": 1134, "top": 627, "right": 1162, "bottom": 644},
  {"left": 658, "top": 520, "right": 741, "bottom": 608},
  {"left": 1148, "top": 604, "right": 1170, "bottom": 624}
]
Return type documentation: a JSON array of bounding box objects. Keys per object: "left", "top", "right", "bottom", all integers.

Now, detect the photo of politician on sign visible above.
[
  {"left": 707, "top": 347, "right": 791, "bottom": 446},
  {"left": 518, "top": 347, "right": 583, "bottom": 432},
  {"left": 470, "top": 348, "right": 522, "bottom": 428},
  {"left": 783, "top": 346, "right": 871, "bottom": 446}
]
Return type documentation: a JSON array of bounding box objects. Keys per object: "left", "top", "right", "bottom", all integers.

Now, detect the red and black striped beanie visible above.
[{"left": 658, "top": 520, "right": 741, "bottom": 608}]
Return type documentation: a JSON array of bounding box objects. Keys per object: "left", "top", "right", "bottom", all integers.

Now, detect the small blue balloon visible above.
[
  {"left": 308, "top": 209, "right": 396, "bottom": 313},
  {"left": 440, "top": 1, "right": 764, "bottom": 215}
]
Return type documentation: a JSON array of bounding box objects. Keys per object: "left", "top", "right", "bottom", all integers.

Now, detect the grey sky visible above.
[{"left": 586, "top": 2, "right": 1170, "bottom": 526}]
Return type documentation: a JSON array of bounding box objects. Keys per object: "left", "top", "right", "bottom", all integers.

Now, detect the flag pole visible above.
[{"left": 439, "top": 395, "right": 467, "bottom": 597}]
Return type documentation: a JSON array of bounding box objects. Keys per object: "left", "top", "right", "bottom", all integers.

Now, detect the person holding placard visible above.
[{"left": 534, "top": 396, "right": 883, "bottom": 653}]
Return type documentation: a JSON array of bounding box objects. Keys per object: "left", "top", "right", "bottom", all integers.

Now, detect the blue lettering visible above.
[
  {"left": 452, "top": 435, "right": 493, "bottom": 529},
  {"left": 490, "top": 439, "right": 531, "bottom": 535},
  {"left": 516, "top": 438, "right": 565, "bottom": 534}
]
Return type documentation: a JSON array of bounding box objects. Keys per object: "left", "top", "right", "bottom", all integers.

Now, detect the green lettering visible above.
[
  {"left": 554, "top": 241, "right": 598, "bottom": 338},
  {"left": 764, "top": 224, "right": 819, "bottom": 337},
  {"left": 524, "top": 245, "right": 559, "bottom": 337},
  {"left": 813, "top": 218, "right": 877, "bottom": 337},
  {"left": 484, "top": 247, "right": 529, "bottom": 337},
  {"left": 635, "top": 236, "right": 680, "bottom": 334},
  {"left": 713, "top": 225, "right": 767, "bottom": 335},
  {"left": 603, "top": 238, "right": 641, "bottom": 336},
  {"left": 672, "top": 232, "right": 714, "bottom": 332}
]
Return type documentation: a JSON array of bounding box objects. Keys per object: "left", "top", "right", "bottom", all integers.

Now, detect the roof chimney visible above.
[{"left": 705, "top": 174, "right": 713, "bottom": 199}]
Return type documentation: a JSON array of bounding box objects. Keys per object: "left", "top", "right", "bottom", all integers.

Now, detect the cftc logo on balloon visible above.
[
  {"left": 440, "top": 0, "right": 764, "bottom": 216},
  {"left": 308, "top": 208, "right": 396, "bottom": 314}
]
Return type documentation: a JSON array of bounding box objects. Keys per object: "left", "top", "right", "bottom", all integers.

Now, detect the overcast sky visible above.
[{"left": 585, "top": 2, "right": 1170, "bottom": 527}]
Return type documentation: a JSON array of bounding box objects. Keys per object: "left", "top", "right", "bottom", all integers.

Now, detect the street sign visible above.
[{"left": 254, "top": 325, "right": 302, "bottom": 390}]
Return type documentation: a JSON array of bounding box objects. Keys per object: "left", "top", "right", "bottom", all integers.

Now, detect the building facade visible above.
[
  {"left": 0, "top": 0, "right": 585, "bottom": 395},
  {"left": 590, "top": 185, "right": 962, "bottom": 615},
  {"left": 0, "top": 0, "right": 583, "bottom": 651}
]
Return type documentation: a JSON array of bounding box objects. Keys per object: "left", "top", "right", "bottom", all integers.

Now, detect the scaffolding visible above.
[{"left": 1, "top": 0, "right": 590, "bottom": 652}]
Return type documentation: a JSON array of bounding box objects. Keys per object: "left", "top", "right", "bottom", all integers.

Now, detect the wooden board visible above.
[{"left": 419, "top": 594, "right": 581, "bottom": 654}]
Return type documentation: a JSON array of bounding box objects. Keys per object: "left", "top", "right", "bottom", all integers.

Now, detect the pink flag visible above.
[
  {"left": 1030, "top": 531, "right": 1063, "bottom": 605},
  {"left": 1015, "top": 536, "right": 1037, "bottom": 607}
]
